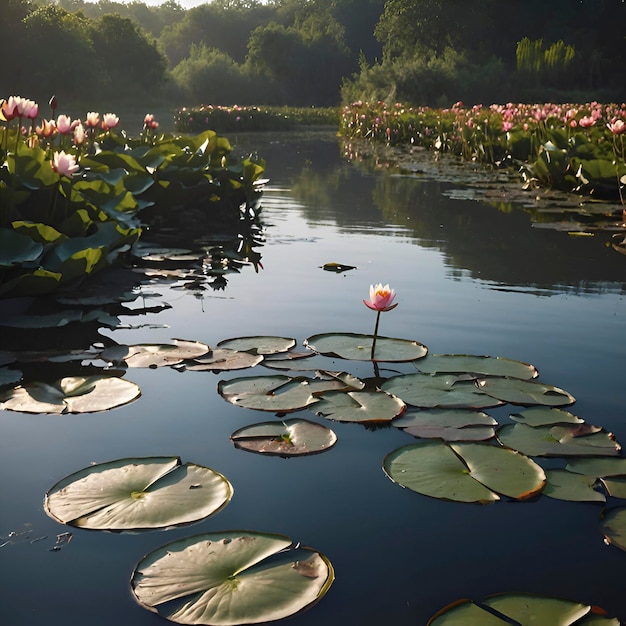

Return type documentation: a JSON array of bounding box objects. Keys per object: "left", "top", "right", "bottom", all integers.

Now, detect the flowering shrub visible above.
[
  {"left": 0, "top": 95, "right": 266, "bottom": 297},
  {"left": 339, "top": 100, "right": 626, "bottom": 201}
]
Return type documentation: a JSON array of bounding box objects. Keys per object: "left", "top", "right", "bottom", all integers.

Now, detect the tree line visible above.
[{"left": 2, "top": 0, "right": 624, "bottom": 112}]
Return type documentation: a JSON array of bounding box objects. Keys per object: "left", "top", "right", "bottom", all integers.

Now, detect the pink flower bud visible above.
[{"left": 51, "top": 151, "right": 79, "bottom": 178}]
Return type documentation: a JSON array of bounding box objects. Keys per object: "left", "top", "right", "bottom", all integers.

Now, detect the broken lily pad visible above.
[
  {"left": 415, "top": 354, "right": 537, "bottom": 379},
  {"left": 383, "top": 441, "right": 545, "bottom": 503},
  {"left": 100, "top": 339, "right": 210, "bottom": 368},
  {"left": 231, "top": 418, "right": 337, "bottom": 456},
  {"left": 45, "top": 456, "right": 233, "bottom": 531},
  {"left": 393, "top": 408, "right": 497, "bottom": 442},
  {"left": 304, "top": 332, "right": 427, "bottom": 362},
  {"left": 216, "top": 336, "right": 296, "bottom": 355},
  {"left": 131, "top": 531, "right": 334, "bottom": 625},
  {"left": 312, "top": 389, "right": 405, "bottom": 424},
  {"left": 476, "top": 377, "right": 575, "bottom": 406}
]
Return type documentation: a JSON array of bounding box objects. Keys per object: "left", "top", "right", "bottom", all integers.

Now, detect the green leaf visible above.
[
  {"left": 100, "top": 339, "right": 211, "bottom": 368},
  {"left": 312, "top": 389, "right": 405, "bottom": 423},
  {"left": 131, "top": 531, "right": 334, "bottom": 624},
  {"left": 231, "top": 418, "right": 337, "bottom": 456},
  {"left": 186, "top": 349, "right": 263, "bottom": 371},
  {"left": 476, "top": 377, "right": 575, "bottom": 406},
  {"left": 305, "top": 332, "right": 427, "bottom": 362},
  {"left": 565, "top": 458, "right": 626, "bottom": 478},
  {"left": 0, "top": 228, "right": 43, "bottom": 266},
  {"left": 543, "top": 469, "right": 606, "bottom": 502},
  {"left": 510, "top": 406, "right": 584, "bottom": 427},
  {"left": 415, "top": 354, "right": 537, "bottom": 379},
  {"left": 393, "top": 408, "right": 497, "bottom": 441},
  {"left": 217, "top": 336, "right": 296, "bottom": 355},
  {"left": 45, "top": 457, "right": 232, "bottom": 531},
  {"left": 600, "top": 507, "right": 626, "bottom": 553}
]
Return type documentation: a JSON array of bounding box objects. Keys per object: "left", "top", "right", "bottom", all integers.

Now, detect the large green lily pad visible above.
[
  {"left": 185, "top": 349, "right": 263, "bottom": 371},
  {"left": 0, "top": 375, "right": 141, "bottom": 414},
  {"left": 393, "top": 408, "right": 497, "bottom": 441},
  {"left": 497, "top": 423, "right": 621, "bottom": 457},
  {"left": 543, "top": 469, "right": 606, "bottom": 502},
  {"left": 510, "top": 406, "right": 585, "bottom": 427},
  {"left": 565, "top": 458, "right": 626, "bottom": 477},
  {"left": 231, "top": 418, "right": 337, "bottom": 456},
  {"left": 381, "top": 373, "right": 504, "bottom": 409},
  {"left": 312, "top": 389, "right": 405, "bottom": 424},
  {"left": 131, "top": 531, "right": 334, "bottom": 625},
  {"left": 415, "top": 354, "right": 537, "bottom": 379},
  {"left": 600, "top": 507, "right": 626, "bottom": 553},
  {"left": 45, "top": 457, "right": 233, "bottom": 531},
  {"left": 428, "top": 593, "right": 620, "bottom": 625},
  {"left": 304, "top": 332, "right": 427, "bottom": 362},
  {"left": 100, "top": 339, "right": 210, "bottom": 368},
  {"left": 216, "top": 336, "right": 296, "bottom": 355},
  {"left": 383, "top": 441, "right": 545, "bottom": 503},
  {"left": 476, "top": 377, "right": 575, "bottom": 406}
]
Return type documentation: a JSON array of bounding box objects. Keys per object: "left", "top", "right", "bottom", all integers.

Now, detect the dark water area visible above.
[{"left": 1, "top": 131, "right": 625, "bottom": 625}]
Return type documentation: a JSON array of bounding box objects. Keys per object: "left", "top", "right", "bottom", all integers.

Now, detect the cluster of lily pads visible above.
[
  {"left": 2, "top": 325, "right": 625, "bottom": 623},
  {"left": 0, "top": 94, "right": 266, "bottom": 298}
]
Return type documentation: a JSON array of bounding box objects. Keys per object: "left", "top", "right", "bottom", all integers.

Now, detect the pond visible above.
[{"left": 1, "top": 131, "right": 625, "bottom": 625}]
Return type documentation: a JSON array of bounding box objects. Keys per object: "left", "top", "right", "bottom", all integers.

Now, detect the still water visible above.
[{"left": 1, "top": 132, "right": 625, "bottom": 625}]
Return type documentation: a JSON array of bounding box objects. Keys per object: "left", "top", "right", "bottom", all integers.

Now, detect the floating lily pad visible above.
[
  {"left": 262, "top": 353, "right": 344, "bottom": 372},
  {"left": 510, "top": 406, "right": 584, "bottom": 427},
  {"left": 131, "top": 531, "right": 334, "bottom": 625},
  {"left": 601, "top": 507, "right": 626, "bottom": 553},
  {"left": 476, "top": 377, "right": 575, "bottom": 406},
  {"left": 602, "top": 477, "right": 626, "bottom": 499},
  {"left": 566, "top": 457, "right": 626, "bottom": 477},
  {"left": 393, "top": 408, "right": 497, "bottom": 441},
  {"left": 543, "top": 469, "right": 606, "bottom": 502},
  {"left": 381, "top": 373, "right": 504, "bottom": 409},
  {"left": 216, "top": 336, "right": 296, "bottom": 355},
  {"left": 497, "top": 423, "right": 621, "bottom": 457},
  {"left": 100, "top": 339, "right": 210, "bottom": 368},
  {"left": 304, "top": 332, "right": 427, "bottom": 362},
  {"left": 185, "top": 349, "right": 263, "bottom": 371},
  {"left": 0, "top": 367, "right": 22, "bottom": 387},
  {"left": 312, "top": 390, "right": 405, "bottom": 424},
  {"left": 45, "top": 457, "right": 232, "bottom": 531},
  {"left": 231, "top": 418, "right": 337, "bottom": 456},
  {"left": 0, "top": 375, "right": 141, "bottom": 414},
  {"left": 383, "top": 441, "right": 545, "bottom": 503},
  {"left": 415, "top": 354, "right": 537, "bottom": 379},
  {"left": 428, "top": 593, "right": 619, "bottom": 625}
]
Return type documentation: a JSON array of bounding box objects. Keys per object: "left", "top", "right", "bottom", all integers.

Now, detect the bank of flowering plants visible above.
[
  {"left": 339, "top": 100, "right": 626, "bottom": 202},
  {"left": 0, "top": 95, "right": 266, "bottom": 298}
]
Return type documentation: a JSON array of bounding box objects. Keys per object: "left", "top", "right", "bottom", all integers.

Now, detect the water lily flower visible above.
[
  {"left": 608, "top": 119, "right": 625, "bottom": 135},
  {"left": 143, "top": 113, "right": 159, "bottom": 130},
  {"left": 36, "top": 119, "right": 57, "bottom": 138},
  {"left": 579, "top": 116, "right": 595, "bottom": 128},
  {"left": 1, "top": 96, "right": 20, "bottom": 121},
  {"left": 51, "top": 151, "right": 79, "bottom": 178},
  {"left": 56, "top": 114, "right": 79, "bottom": 135},
  {"left": 85, "top": 111, "right": 100, "bottom": 128},
  {"left": 73, "top": 123, "right": 86, "bottom": 145},
  {"left": 364, "top": 283, "right": 398, "bottom": 312},
  {"left": 101, "top": 113, "right": 119, "bottom": 130}
]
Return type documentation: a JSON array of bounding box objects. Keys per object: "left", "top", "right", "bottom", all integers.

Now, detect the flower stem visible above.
[{"left": 370, "top": 310, "right": 381, "bottom": 360}]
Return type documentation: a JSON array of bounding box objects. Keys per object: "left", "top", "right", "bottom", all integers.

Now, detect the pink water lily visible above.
[
  {"left": 364, "top": 283, "right": 398, "bottom": 312},
  {"left": 51, "top": 151, "right": 79, "bottom": 178},
  {"left": 608, "top": 119, "right": 625, "bottom": 135},
  {"left": 85, "top": 111, "right": 100, "bottom": 128},
  {"left": 101, "top": 113, "right": 119, "bottom": 130}
]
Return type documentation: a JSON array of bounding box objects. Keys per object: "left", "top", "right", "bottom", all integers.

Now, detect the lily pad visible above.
[
  {"left": 393, "top": 408, "right": 497, "bottom": 441},
  {"left": 0, "top": 367, "right": 22, "bottom": 387},
  {"left": 216, "top": 336, "right": 296, "bottom": 355},
  {"left": 45, "top": 457, "right": 233, "bottom": 531},
  {"left": 100, "top": 339, "right": 210, "bottom": 368},
  {"left": 600, "top": 507, "right": 626, "bottom": 552},
  {"left": 131, "top": 531, "right": 334, "bottom": 625},
  {"left": 231, "top": 418, "right": 337, "bottom": 456},
  {"left": 312, "top": 390, "right": 405, "bottom": 424},
  {"left": 0, "top": 375, "right": 141, "bottom": 414},
  {"left": 262, "top": 353, "right": 344, "bottom": 372},
  {"left": 428, "top": 593, "right": 619, "bottom": 625},
  {"left": 543, "top": 469, "right": 606, "bottom": 502},
  {"left": 383, "top": 441, "right": 545, "bottom": 503},
  {"left": 497, "top": 423, "right": 621, "bottom": 457},
  {"left": 304, "top": 332, "right": 427, "bottom": 362},
  {"left": 381, "top": 373, "right": 504, "bottom": 409},
  {"left": 566, "top": 457, "right": 626, "bottom": 477},
  {"left": 602, "top": 477, "right": 626, "bottom": 499},
  {"left": 510, "top": 406, "right": 584, "bottom": 427},
  {"left": 476, "top": 377, "right": 575, "bottom": 406},
  {"left": 185, "top": 349, "right": 263, "bottom": 371},
  {"left": 415, "top": 354, "right": 537, "bottom": 379}
]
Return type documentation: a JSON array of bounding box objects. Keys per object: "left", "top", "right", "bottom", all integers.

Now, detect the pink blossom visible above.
[
  {"left": 502, "top": 121, "right": 513, "bottom": 132},
  {"left": 364, "top": 283, "right": 398, "bottom": 312},
  {"left": 143, "top": 113, "right": 159, "bottom": 130},
  {"left": 56, "top": 114, "right": 79, "bottom": 135},
  {"left": 73, "top": 123, "right": 86, "bottom": 145},
  {"left": 579, "top": 116, "right": 595, "bottom": 128},
  {"left": 51, "top": 151, "right": 79, "bottom": 178},
  {"left": 608, "top": 119, "right": 626, "bottom": 135},
  {"left": 36, "top": 119, "right": 57, "bottom": 138},
  {"left": 101, "top": 113, "right": 119, "bottom": 130},
  {"left": 85, "top": 111, "right": 100, "bottom": 128}
]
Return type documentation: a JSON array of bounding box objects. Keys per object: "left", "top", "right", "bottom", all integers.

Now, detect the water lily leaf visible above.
[
  {"left": 185, "top": 349, "right": 263, "bottom": 371},
  {"left": 217, "top": 336, "right": 296, "bottom": 355},
  {"left": 415, "top": 354, "right": 537, "bottom": 379},
  {"left": 497, "top": 423, "right": 621, "bottom": 457},
  {"left": 0, "top": 228, "right": 43, "bottom": 266},
  {"left": 565, "top": 457, "right": 626, "bottom": 477},
  {"left": 45, "top": 457, "right": 232, "bottom": 531},
  {"left": 0, "top": 375, "right": 140, "bottom": 413},
  {"left": 381, "top": 373, "right": 504, "bottom": 409},
  {"left": 428, "top": 593, "right": 611, "bottom": 625},
  {"left": 510, "top": 406, "right": 584, "bottom": 427},
  {"left": 131, "top": 531, "right": 334, "bottom": 625},
  {"left": 393, "top": 408, "right": 497, "bottom": 441},
  {"left": 262, "top": 353, "right": 344, "bottom": 372},
  {"left": 231, "top": 418, "right": 337, "bottom": 456},
  {"left": 543, "top": 469, "right": 606, "bottom": 502},
  {"left": 320, "top": 262, "right": 356, "bottom": 272},
  {"left": 312, "top": 389, "right": 405, "bottom": 424},
  {"left": 383, "top": 441, "right": 545, "bottom": 503},
  {"left": 601, "top": 507, "right": 626, "bottom": 552},
  {"left": 304, "top": 332, "right": 427, "bottom": 362},
  {"left": 476, "top": 377, "right": 575, "bottom": 406},
  {"left": 100, "top": 339, "right": 210, "bottom": 367},
  {"left": 0, "top": 367, "right": 22, "bottom": 387},
  {"left": 602, "top": 477, "right": 626, "bottom": 499}
]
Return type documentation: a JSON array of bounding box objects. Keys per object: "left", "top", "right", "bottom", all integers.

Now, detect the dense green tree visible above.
[{"left": 0, "top": 0, "right": 33, "bottom": 95}]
